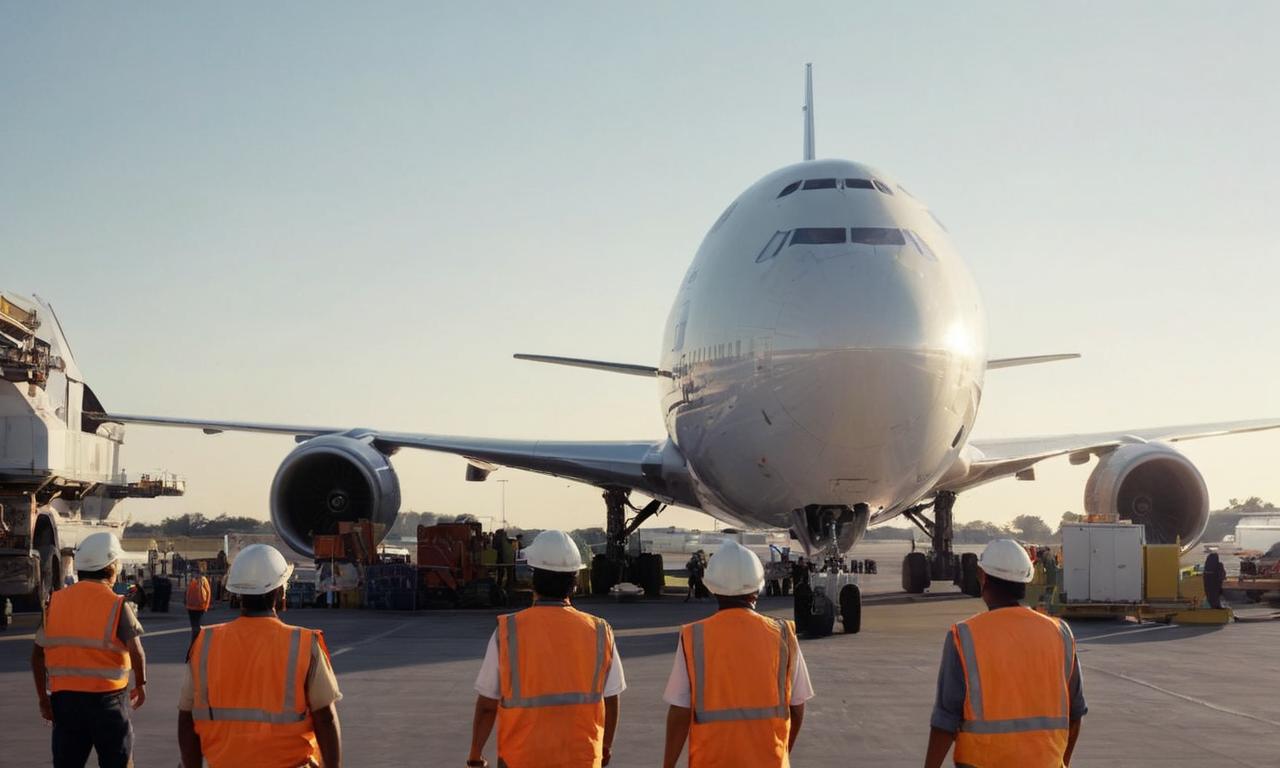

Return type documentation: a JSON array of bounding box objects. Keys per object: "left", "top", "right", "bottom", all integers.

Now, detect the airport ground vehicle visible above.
[{"left": 0, "top": 293, "right": 183, "bottom": 613}]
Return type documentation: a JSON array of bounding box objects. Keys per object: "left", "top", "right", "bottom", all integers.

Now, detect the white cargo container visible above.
[
  {"left": 1235, "top": 521, "right": 1280, "bottom": 552},
  {"left": 1061, "top": 523, "right": 1146, "bottom": 603}
]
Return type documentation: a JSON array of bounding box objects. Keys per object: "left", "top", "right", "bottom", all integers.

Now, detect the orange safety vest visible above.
[
  {"left": 42, "top": 580, "right": 132, "bottom": 693},
  {"left": 186, "top": 576, "right": 212, "bottom": 611},
  {"left": 190, "top": 616, "right": 325, "bottom": 768},
  {"left": 681, "top": 609, "right": 796, "bottom": 768},
  {"left": 496, "top": 604, "right": 613, "bottom": 768},
  {"left": 951, "top": 607, "right": 1076, "bottom": 768}
]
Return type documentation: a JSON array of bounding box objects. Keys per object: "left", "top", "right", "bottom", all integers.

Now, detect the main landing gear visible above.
[
  {"left": 900, "top": 491, "right": 981, "bottom": 597},
  {"left": 589, "top": 487, "right": 666, "bottom": 599}
]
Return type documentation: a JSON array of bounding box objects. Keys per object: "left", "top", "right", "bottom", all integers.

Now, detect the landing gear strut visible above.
[
  {"left": 901, "top": 491, "right": 981, "bottom": 596},
  {"left": 590, "top": 488, "right": 666, "bottom": 598}
]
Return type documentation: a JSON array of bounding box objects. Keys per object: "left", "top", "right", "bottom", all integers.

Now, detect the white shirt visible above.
[
  {"left": 663, "top": 635, "right": 815, "bottom": 707},
  {"left": 473, "top": 631, "right": 626, "bottom": 700}
]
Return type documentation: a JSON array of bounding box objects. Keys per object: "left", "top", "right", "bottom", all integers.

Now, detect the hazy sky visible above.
[{"left": 4, "top": 3, "right": 1278, "bottom": 540}]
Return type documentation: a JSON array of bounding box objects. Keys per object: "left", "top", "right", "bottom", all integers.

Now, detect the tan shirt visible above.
[{"left": 178, "top": 631, "right": 342, "bottom": 712}]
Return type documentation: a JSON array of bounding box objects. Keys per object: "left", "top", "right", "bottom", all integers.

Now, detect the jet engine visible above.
[
  {"left": 270, "top": 434, "right": 401, "bottom": 557},
  {"left": 1083, "top": 442, "right": 1208, "bottom": 551}
]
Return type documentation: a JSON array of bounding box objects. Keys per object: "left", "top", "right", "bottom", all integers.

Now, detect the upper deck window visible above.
[
  {"left": 872, "top": 180, "right": 893, "bottom": 195},
  {"left": 777, "top": 181, "right": 801, "bottom": 198},
  {"left": 844, "top": 178, "right": 874, "bottom": 190},
  {"left": 802, "top": 178, "right": 838, "bottom": 190},
  {"left": 790, "top": 227, "right": 847, "bottom": 245},
  {"left": 850, "top": 227, "right": 906, "bottom": 246}
]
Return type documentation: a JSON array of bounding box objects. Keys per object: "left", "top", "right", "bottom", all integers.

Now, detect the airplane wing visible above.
[
  {"left": 513, "top": 354, "right": 672, "bottom": 378},
  {"left": 95, "top": 412, "right": 698, "bottom": 506},
  {"left": 946, "top": 417, "right": 1280, "bottom": 492}
]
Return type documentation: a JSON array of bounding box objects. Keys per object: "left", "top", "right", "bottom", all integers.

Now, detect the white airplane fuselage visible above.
[{"left": 659, "top": 159, "right": 986, "bottom": 552}]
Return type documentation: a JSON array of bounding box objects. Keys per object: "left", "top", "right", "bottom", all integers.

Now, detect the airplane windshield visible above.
[
  {"left": 790, "top": 228, "right": 847, "bottom": 245},
  {"left": 850, "top": 228, "right": 905, "bottom": 246}
]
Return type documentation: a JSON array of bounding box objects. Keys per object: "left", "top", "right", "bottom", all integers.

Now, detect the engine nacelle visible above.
[
  {"left": 270, "top": 435, "right": 401, "bottom": 558},
  {"left": 1083, "top": 442, "right": 1208, "bottom": 551}
]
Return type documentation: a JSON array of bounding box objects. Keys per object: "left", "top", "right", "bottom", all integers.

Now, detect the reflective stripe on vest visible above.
[
  {"left": 501, "top": 612, "right": 608, "bottom": 708},
  {"left": 954, "top": 615, "right": 1074, "bottom": 734},
  {"left": 691, "top": 618, "right": 791, "bottom": 723},
  {"left": 193, "top": 625, "right": 309, "bottom": 723},
  {"left": 46, "top": 666, "right": 130, "bottom": 679}
]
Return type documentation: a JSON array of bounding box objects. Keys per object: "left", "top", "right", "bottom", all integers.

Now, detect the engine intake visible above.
[
  {"left": 1084, "top": 442, "right": 1208, "bottom": 551},
  {"left": 270, "top": 435, "right": 401, "bottom": 558}
]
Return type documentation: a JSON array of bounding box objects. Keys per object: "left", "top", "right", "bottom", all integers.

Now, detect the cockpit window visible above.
[
  {"left": 790, "top": 227, "right": 847, "bottom": 245},
  {"left": 905, "top": 230, "right": 937, "bottom": 260},
  {"left": 872, "top": 180, "right": 893, "bottom": 195},
  {"left": 755, "top": 230, "right": 790, "bottom": 262},
  {"left": 777, "top": 181, "right": 801, "bottom": 198},
  {"left": 850, "top": 227, "right": 905, "bottom": 246},
  {"left": 802, "top": 178, "right": 837, "bottom": 190},
  {"left": 844, "top": 178, "right": 874, "bottom": 190}
]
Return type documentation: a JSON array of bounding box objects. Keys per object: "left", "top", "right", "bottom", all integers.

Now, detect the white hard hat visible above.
[
  {"left": 75, "top": 532, "right": 124, "bottom": 572},
  {"left": 523, "top": 530, "right": 583, "bottom": 573},
  {"left": 226, "top": 544, "right": 294, "bottom": 595},
  {"left": 978, "top": 539, "right": 1035, "bottom": 584},
  {"left": 703, "top": 540, "right": 765, "bottom": 596}
]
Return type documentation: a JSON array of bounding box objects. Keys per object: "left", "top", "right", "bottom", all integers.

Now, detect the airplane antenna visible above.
[{"left": 803, "top": 63, "right": 815, "bottom": 161}]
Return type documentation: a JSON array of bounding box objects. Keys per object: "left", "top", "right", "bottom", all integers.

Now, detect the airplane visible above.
[{"left": 96, "top": 66, "right": 1280, "bottom": 629}]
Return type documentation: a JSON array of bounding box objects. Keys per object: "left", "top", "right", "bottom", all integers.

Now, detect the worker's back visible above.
[
  {"left": 952, "top": 607, "right": 1073, "bottom": 767},
  {"left": 190, "top": 616, "right": 321, "bottom": 768},
  {"left": 496, "top": 604, "right": 613, "bottom": 768},
  {"left": 681, "top": 608, "right": 796, "bottom": 768},
  {"left": 44, "top": 580, "right": 132, "bottom": 693}
]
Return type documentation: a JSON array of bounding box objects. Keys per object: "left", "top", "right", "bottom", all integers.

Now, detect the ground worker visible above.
[
  {"left": 178, "top": 544, "right": 342, "bottom": 768},
  {"left": 662, "top": 540, "right": 814, "bottom": 768},
  {"left": 467, "top": 529, "right": 625, "bottom": 768},
  {"left": 30, "top": 531, "right": 148, "bottom": 768},
  {"left": 924, "top": 539, "right": 1087, "bottom": 768},
  {"left": 184, "top": 571, "right": 212, "bottom": 644}
]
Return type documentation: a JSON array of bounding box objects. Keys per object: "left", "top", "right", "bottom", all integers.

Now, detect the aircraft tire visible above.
[
  {"left": 635, "top": 553, "right": 664, "bottom": 598},
  {"left": 839, "top": 584, "right": 861, "bottom": 634},
  {"left": 902, "top": 552, "right": 930, "bottom": 594},
  {"left": 590, "top": 554, "right": 619, "bottom": 596},
  {"left": 959, "top": 552, "right": 981, "bottom": 597}
]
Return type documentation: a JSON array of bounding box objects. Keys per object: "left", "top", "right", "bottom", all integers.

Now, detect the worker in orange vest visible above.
[
  {"left": 178, "top": 544, "right": 342, "bottom": 768},
  {"left": 185, "top": 572, "right": 212, "bottom": 643},
  {"left": 924, "top": 539, "right": 1087, "bottom": 768},
  {"left": 30, "top": 532, "right": 148, "bottom": 768},
  {"left": 662, "top": 540, "right": 814, "bottom": 768},
  {"left": 467, "top": 529, "right": 625, "bottom": 768}
]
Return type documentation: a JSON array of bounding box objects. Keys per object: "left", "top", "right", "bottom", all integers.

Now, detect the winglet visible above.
[
  {"left": 986, "top": 353, "right": 1081, "bottom": 370},
  {"left": 803, "top": 63, "right": 815, "bottom": 161},
  {"left": 514, "top": 354, "right": 671, "bottom": 378}
]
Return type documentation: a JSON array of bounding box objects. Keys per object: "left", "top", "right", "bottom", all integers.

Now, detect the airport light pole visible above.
[{"left": 497, "top": 479, "right": 508, "bottom": 528}]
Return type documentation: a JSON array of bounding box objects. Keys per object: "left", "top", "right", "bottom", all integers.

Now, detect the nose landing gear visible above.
[{"left": 900, "top": 491, "right": 981, "bottom": 597}]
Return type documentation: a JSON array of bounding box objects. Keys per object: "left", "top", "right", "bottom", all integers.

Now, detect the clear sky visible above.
[{"left": 4, "top": 3, "right": 1278, "bottom": 538}]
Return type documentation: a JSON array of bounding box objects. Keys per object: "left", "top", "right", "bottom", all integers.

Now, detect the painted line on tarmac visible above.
[
  {"left": 1, "top": 625, "right": 194, "bottom": 643},
  {"left": 1075, "top": 624, "right": 1173, "bottom": 643},
  {"left": 1083, "top": 663, "right": 1280, "bottom": 728},
  {"left": 331, "top": 620, "right": 416, "bottom": 657}
]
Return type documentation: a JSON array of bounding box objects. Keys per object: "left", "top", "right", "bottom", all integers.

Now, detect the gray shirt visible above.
[{"left": 930, "top": 619, "right": 1087, "bottom": 733}]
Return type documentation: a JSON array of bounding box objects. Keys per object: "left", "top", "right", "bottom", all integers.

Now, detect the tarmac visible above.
[{"left": 2, "top": 549, "right": 1279, "bottom": 767}]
